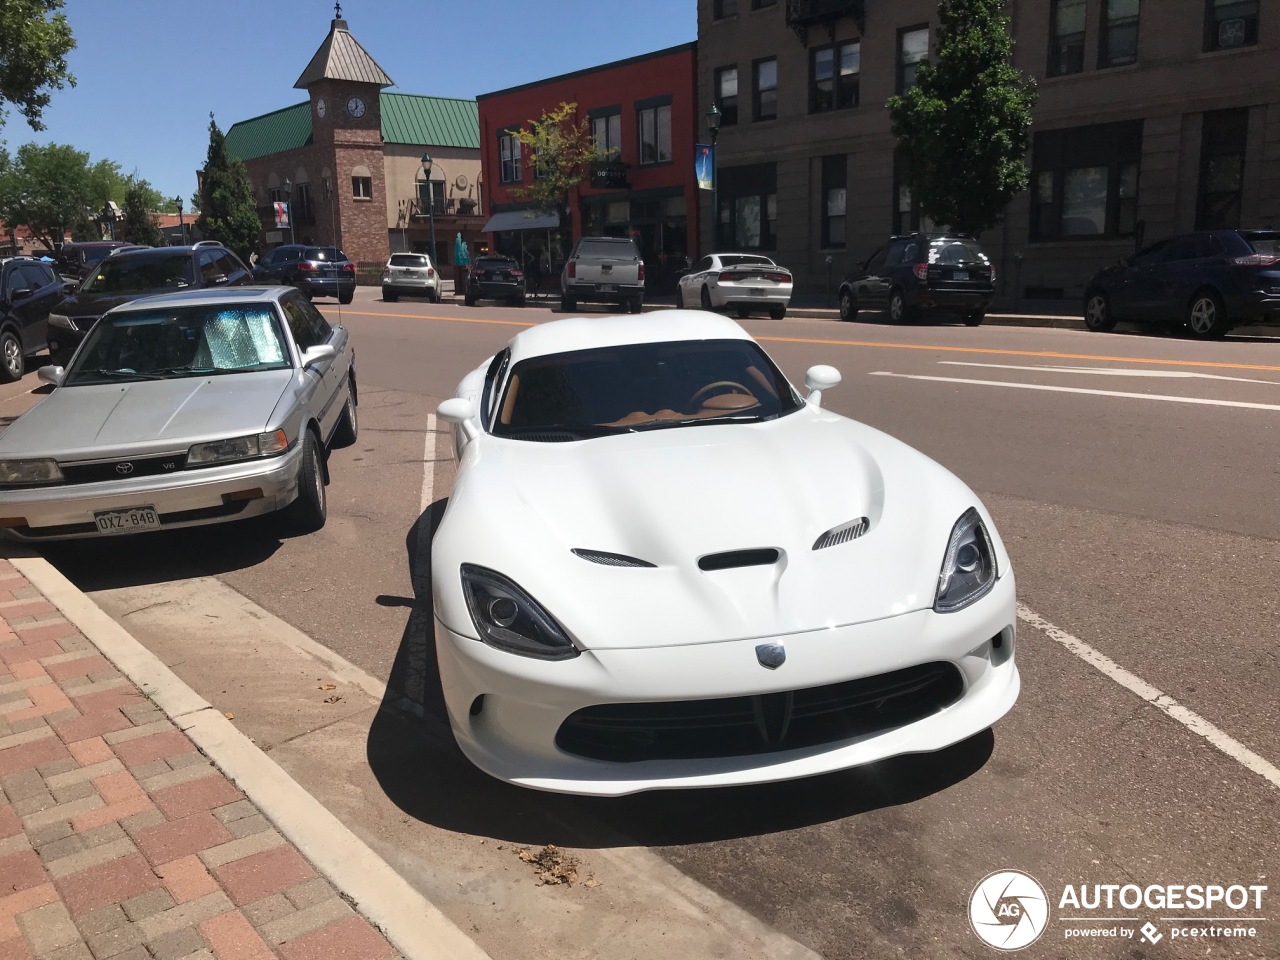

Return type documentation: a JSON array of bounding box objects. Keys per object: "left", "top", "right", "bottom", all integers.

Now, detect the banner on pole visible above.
[
  {"left": 696, "top": 144, "right": 715, "bottom": 191},
  {"left": 274, "top": 202, "right": 291, "bottom": 228}
]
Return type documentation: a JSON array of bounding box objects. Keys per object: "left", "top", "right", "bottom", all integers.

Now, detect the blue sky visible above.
[{"left": 5, "top": 0, "right": 696, "bottom": 208}]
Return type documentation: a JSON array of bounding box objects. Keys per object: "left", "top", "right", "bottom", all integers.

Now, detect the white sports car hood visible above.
[{"left": 433, "top": 405, "right": 1009, "bottom": 651}]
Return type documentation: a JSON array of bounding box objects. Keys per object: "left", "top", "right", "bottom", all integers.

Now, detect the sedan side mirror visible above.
[
  {"left": 437, "top": 396, "right": 478, "bottom": 444},
  {"left": 37, "top": 365, "right": 65, "bottom": 387},
  {"left": 300, "top": 344, "right": 337, "bottom": 369},
  {"left": 804, "top": 365, "right": 841, "bottom": 408}
]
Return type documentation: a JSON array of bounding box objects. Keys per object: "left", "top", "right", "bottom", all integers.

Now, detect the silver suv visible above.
[{"left": 382, "top": 253, "right": 441, "bottom": 303}]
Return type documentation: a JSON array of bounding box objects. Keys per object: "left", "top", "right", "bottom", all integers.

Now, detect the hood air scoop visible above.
[
  {"left": 813, "top": 517, "right": 870, "bottom": 550},
  {"left": 572, "top": 549, "right": 657, "bottom": 568},
  {"left": 698, "top": 548, "right": 780, "bottom": 571}
]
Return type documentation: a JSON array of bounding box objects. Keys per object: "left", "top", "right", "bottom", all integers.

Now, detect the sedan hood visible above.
[
  {"left": 58, "top": 291, "right": 154, "bottom": 324},
  {"left": 434, "top": 407, "right": 1004, "bottom": 650},
  {"left": 0, "top": 371, "right": 293, "bottom": 459}
]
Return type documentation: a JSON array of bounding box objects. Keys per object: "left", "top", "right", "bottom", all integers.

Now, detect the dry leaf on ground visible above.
[{"left": 514, "top": 844, "right": 598, "bottom": 887}]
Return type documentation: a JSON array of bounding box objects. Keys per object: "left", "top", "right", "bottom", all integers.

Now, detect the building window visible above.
[
  {"left": 1030, "top": 121, "right": 1143, "bottom": 241},
  {"left": 294, "top": 182, "right": 313, "bottom": 221},
  {"left": 638, "top": 101, "right": 672, "bottom": 165},
  {"left": 811, "top": 41, "right": 860, "bottom": 112},
  {"left": 897, "top": 26, "right": 929, "bottom": 92},
  {"left": 1048, "top": 0, "right": 1086, "bottom": 76},
  {"left": 752, "top": 0, "right": 776, "bottom": 7},
  {"left": 1197, "top": 109, "right": 1248, "bottom": 229},
  {"left": 821, "top": 155, "right": 847, "bottom": 249},
  {"left": 1099, "top": 0, "right": 1140, "bottom": 67},
  {"left": 352, "top": 176, "right": 372, "bottom": 199},
  {"left": 713, "top": 0, "right": 738, "bottom": 18},
  {"left": 590, "top": 110, "right": 622, "bottom": 158},
  {"left": 753, "top": 58, "right": 777, "bottom": 121},
  {"left": 719, "top": 163, "right": 776, "bottom": 250},
  {"left": 715, "top": 66, "right": 738, "bottom": 126},
  {"left": 1204, "top": 0, "right": 1259, "bottom": 51},
  {"left": 499, "top": 131, "right": 521, "bottom": 183},
  {"left": 892, "top": 152, "right": 933, "bottom": 235}
]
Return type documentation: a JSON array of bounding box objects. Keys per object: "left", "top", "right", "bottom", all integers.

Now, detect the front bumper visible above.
[
  {"left": 0, "top": 444, "right": 304, "bottom": 541},
  {"left": 434, "top": 571, "right": 1018, "bottom": 795}
]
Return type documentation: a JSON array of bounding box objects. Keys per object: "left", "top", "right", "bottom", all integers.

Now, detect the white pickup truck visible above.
[{"left": 560, "top": 237, "right": 645, "bottom": 314}]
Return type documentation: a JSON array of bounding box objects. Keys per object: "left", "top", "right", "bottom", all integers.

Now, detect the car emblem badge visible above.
[
  {"left": 755, "top": 642, "right": 786, "bottom": 670},
  {"left": 115, "top": 462, "right": 134, "bottom": 475}
]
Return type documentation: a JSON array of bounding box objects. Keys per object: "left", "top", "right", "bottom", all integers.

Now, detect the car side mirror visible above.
[
  {"left": 437, "top": 396, "right": 478, "bottom": 443},
  {"left": 300, "top": 344, "right": 337, "bottom": 369},
  {"left": 804, "top": 365, "right": 841, "bottom": 408},
  {"left": 8, "top": 286, "right": 31, "bottom": 302},
  {"left": 37, "top": 365, "right": 64, "bottom": 387},
  {"left": 62, "top": 281, "right": 77, "bottom": 295}
]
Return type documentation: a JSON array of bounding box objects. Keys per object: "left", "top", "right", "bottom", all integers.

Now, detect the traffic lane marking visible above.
[
  {"left": 869, "top": 371, "right": 1280, "bottom": 412},
  {"left": 340, "top": 308, "right": 1280, "bottom": 375},
  {"left": 936, "top": 361, "right": 1280, "bottom": 386}
]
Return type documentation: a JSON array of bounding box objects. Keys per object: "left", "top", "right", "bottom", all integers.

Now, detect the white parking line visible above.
[
  {"left": 870, "top": 371, "right": 1280, "bottom": 412},
  {"left": 1017, "top": 604, "right": 1280, "bottom": 791},
  {"left": 938, "top": 361, "right": 1280, "bottom": 386},
  {"left": 419, "top": 413, "right": 437, "bottom": 515}
]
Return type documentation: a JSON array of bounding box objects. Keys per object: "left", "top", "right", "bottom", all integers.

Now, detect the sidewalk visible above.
[{"left": 0, "top": 557, "right": 407, "bottom": 960}]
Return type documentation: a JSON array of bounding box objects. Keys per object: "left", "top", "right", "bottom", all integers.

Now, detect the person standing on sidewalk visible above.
[{"left": 454, "top": 233, "right": 470, "bottom": 295}]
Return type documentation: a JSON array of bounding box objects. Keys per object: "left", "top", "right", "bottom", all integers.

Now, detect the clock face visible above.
[
  {"left": 315, "top": 98, "right": 326, "bottom": 119},
  {"left": 346, "top": 96, "right": 366, "bottom": 118}
]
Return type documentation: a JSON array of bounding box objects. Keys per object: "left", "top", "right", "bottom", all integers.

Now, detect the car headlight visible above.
[
  {"left": 460, "top": 564, "right": 579, "bottom": 660},
  {"left": 0, "top": 459, "right": 64, "bottom": 486},
  {"left": 934, "top": 507, "right": 998, "bottom": 613},
  {"left": 48, "top": 313, "right": 77, "bottom": 331},
  {"left": 186, "top": 430, "right": 288, "bottom": 466}
]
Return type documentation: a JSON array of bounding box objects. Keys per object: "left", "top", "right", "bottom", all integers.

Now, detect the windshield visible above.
[
  {"left": 493, "top": 339, "right": 801, "bottom": 440},
  {"left": 389, "top": 254, "right": 429, "bottom": 267},
  {"left": 304, "top": 247, "right": 346, "bottom": 262},
  {"left": 83, "top": 255, "right": 193, "bottom": 293},
  {"left": 65, "top": 304, "right": 291, "bottom": 385}
]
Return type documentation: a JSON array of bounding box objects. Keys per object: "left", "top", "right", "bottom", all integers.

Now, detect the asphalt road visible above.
[{"left": 5, "top": 287, "right": 1279, "bottom": 958}]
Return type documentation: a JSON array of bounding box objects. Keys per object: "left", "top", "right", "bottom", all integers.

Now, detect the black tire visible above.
[
  {"left": 675, "top": 288, "right": 685, "bottom": 309},
  {"left": 464, "top": 293, "right": 476, "bottom": 307},
  {"left": 700, "top": 286, "right": 714, "bottom": 312},
  {"left": 1186, "top": 289, "right": 1228, "bottom": 339},
  {"left": 331, "top": 378, "right": 358, "bottom": 448},
  {"left": 383, "top": 289, "right": 398, "bottom": 303},
  {"left": 964, "top": 311, "right": 985, "bottom": 327},
  {"left": 0, "top": 330, "right": 23, "bottom": 383},
  {"left": 339, "top": 290, "right": 354, "bottom": 305},
  {"left": 561, "top": 296, "right": 576, "bottom": 312},
  {"left": 285, "top": 429, "right": 327, "bottom": 533},
  {"left": 839, "top": 288, "right": 857, "bottom": 322},
  {"left": 1084, "top": 291, "right": 1116, "bottom": 332},
  {"left": 769, "top": 306, "right": 786, "bottom": 320},
  {"left": 736, "top": 306, "right": 751, "bottom": 319},
  {"left": 629, "top": 299, "right": 643, "bottom": 314},
  {"left": 514, "top": 295, "right": 526, "bottom": 308},
  {"left": 430, "top": 288, "right": 440, "bottom": 303},
  {"left": 888, "top": 289, "right": 911, "bottom": 324}
]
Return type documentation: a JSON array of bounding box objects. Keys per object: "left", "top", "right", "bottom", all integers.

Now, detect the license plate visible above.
[
  {"left": 397, "top": 269, "right": 413, "bottom": 277},
  {"left": 750, "top": 288, "right": 765, "bottom": 296},
  {"left": 94, "top": 506, "right": 160, "bottom": 535},
  {"left": 599, "top": 284, "right": 617, "bottom": 293},
  {"left": 953, "top": 270, "right": 969, "bottom": 281}
]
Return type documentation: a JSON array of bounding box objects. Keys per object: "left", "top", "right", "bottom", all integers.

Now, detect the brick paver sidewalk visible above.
[{"left": 0, "top": 559, "right": 403, "bottom": 960}]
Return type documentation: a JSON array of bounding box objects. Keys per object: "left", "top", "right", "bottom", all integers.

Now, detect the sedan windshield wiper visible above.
[
  {"left": 151, "top": 366, "right": 233, "bottom": 376},
  {"left": 68, "top": 368, "right": 166, "bottom": 381},
  {"left": 631, "top": 413, "right": 764, "bottom": 431}
]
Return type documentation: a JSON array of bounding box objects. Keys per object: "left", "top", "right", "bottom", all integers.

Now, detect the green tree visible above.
[
  {"left": 509, "top": 102, "right": 601, "bottom": 250},
  {"left": 887, "top": 0, "right": 1037, "bottom": 235},
  {"left": 0, "top": 142, "right": 97, "bottom": 250},
  {"left": 120, "top": 179, "right": 164, "bottom": 245},
  {"left": 195, "top": 114, "right": 259, "bottom": 260},
  {"left": 0, "top": 0, "right": 76, "bottom": 131}
]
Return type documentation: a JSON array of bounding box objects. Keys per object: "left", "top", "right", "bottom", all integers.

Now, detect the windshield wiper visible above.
[
  {"left": 69, "top": 368, "right": 166, "bottom": 381},
  {"left": 631, "top": 413, "right": 765, "bottom": 431},
  {"left": 152, "top": 366, "right": 230, "bottom": 376}
]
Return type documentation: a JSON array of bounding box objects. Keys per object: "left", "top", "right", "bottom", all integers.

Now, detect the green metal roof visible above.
[{"left": 225, "top": 94, "right": 479, "bottom": 163}]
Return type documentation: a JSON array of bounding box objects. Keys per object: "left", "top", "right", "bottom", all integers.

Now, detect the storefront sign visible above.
[{"left": 589, "top": 160, "right": 629, "bottom": 190}]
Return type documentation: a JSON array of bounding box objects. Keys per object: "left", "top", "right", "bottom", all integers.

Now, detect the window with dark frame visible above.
[
  {"left": 1204, "top": 0, "right": 1259, "bottom": 51},
  {"left": 752, "top": 0, "right": 776, "bottom": 7},
  {"left": 716, "top": 66, "right": 738, "bottom": 126},
  {"left": 637, "top": 100, "right": 672, "bottom": 165},
  {"left": 1196, "top": 109, "right": 1248, "bottom": 229},
  {"left": 499, "top": 131, "right": 521, "bottom": 183},
  {"left": 753, "top": 58, "right": 778, "bottom": 121},
  {"left": 1030, "top": 121, "right": 1143, "bottom": 242},
  {"left": 590, "top": 110, "right": 622, "bottom": 158},
  {"left": 294, "top": 183, "right": 313, "bottom": 221},
  {"left": 1048, "top": 0, "right": 1086, "bottom": 76},
  {"left": 351, "top": 176, "right": 372, "bottom": 199},
  {"left": 712, "top": 0, "right": 738, "bottom": 18},
  {"left": 897, "top": 26, "right": 929, "bottom": 92},
  {"left": 718, "top": 163, "right": 777, "bottom": 250},
  {"left": 821, "top": 155, "right": 847, "bottom": 249},
  {"left": 1099, "top": 0, "right": 1140, "bottom": 67},
  {"left": 892, "top": 151, "right": 933, "bottom": 236},
  {"left": 811, "top": 41, "right": 860, "bottom": 113}
]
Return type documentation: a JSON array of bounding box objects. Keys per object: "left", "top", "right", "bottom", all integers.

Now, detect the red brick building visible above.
[{"left": 477, "top": 43, "right": 699, "bottom": 293}]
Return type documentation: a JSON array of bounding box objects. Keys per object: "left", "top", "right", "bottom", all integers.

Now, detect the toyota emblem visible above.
[{"left": 115, "top": 462, "right": 134, "bottom": 475}]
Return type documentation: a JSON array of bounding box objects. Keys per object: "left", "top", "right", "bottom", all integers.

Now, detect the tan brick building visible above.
[
  {"left": 225, "top": 13, "right": 483, "bottom": 272},
  {"left": 698, "top": 0, "right": 1279, "bottom": 306}
]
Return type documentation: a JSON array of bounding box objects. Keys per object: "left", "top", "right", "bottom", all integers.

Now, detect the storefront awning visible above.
[{"left": 482, "top": 210, "right": 560, "bottom": 233}]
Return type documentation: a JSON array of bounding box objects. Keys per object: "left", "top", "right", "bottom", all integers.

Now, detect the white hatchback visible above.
[{"left": 382, "top": 253, "right": 441, "bottom": 303}]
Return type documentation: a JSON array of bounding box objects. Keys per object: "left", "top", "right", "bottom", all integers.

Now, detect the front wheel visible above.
[
  {"left": 1084, "top": 292, "right": 1116, "bottom": 332},
  {"left": 839, "top": 289, "right": 857, "bottom": 322},
  {"left": 284, "top": 430, "right": 327, "bottom": 533},
  {"left": 0, "top": 331, "right": 24, "bottom": 383},
  {"left": 1187, "top": 290, "right": 1228, "bottom": 339}
]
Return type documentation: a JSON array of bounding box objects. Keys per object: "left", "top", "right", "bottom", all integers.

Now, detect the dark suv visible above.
[
  {"left": 252, "top": 244, "right": 356, "bottom": 304},
  {"left": 838, "top": 233, "right": 996, "bottom": 326},
  {"left": 464, "top": 256, "right": 525, "bottom": 307},
  {"left": 0, "top": 257, "right": 68, "bottom": 381},
  {"left": 54, "top": 241, "right": 143, "bottom": 282},
  {"left": 1084, "top": 229, "right": 1280, "bottom": 339},
  {"left": 48, "top": 244, "right": 252, "bottom": 366}
]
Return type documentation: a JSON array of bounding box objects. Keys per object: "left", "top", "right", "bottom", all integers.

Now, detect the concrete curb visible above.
[{"left": 7, "top": 547, "right": 493, "bottom": 960}]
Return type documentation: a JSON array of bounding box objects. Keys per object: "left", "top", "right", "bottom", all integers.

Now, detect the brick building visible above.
[
  {"left": 225, "top": 13, "right": 484, "bottom": 272},
  {"left": 477, "top": 43, "right": 700, "bottom": 294},
  {"left": 698, "top": 0, "right": 1280, "bottom": 306}
]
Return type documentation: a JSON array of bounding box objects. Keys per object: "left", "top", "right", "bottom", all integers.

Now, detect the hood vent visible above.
[
  {"left": 572, "top": 549, "right": 656, "bottom": 568},
  {"left": 698, "top": 548, "right": 780, "bottom": 571},
  {"left": 813, "top": 517, "right": 869, "bottom": 550}
]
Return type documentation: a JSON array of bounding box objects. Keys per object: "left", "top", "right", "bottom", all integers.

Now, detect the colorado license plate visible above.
[{"left": 94, "top": 506, "right": 160, "bottom": 535}]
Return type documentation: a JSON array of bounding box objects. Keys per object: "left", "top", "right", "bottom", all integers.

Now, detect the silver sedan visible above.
[
  {"left": 675, "top": 253, "right": 794, "bottom": 319},
  {"left": 0, "top": 286, "right": 356, "bottom": 540}
]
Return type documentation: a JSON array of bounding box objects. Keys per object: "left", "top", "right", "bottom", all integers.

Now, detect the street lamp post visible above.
[
  {"left": 174, "top": 197, "right": 185, "bottom": 245},
  {"left": 99, "top": 204, "right": 115, "bottom": 241},
  {"left": 706, "top": 103, "right": 721, "bottom": 251},
  {"left": 421, "top": 153, "right": 438, "bottom": 266},
  {"left": 282, "top": 179, "right": 296, "bottom": 246}
]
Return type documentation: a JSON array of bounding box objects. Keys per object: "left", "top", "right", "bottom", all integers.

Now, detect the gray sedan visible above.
[{"left": 0, "top": 286, "right": 356, "bottom": 540}]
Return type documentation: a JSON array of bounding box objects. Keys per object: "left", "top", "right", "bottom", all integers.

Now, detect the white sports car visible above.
[
  {"left": 433, "top": 312, "right": 1018, "bottom": 796},
  {"left": 675, "top": 253, "right": 793, "bottom": 319}
]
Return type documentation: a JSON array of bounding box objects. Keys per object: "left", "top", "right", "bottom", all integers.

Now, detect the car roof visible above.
[
  {"left": 106, "top": 286, "right": 287, "bottom": 313},
  {"left": 506, "top": 311, "right": 753, "bottom": 364}
]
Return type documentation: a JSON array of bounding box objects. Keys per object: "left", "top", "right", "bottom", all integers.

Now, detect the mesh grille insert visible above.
[
  {"left": 698, "top": 548, "right": 780, "bottom": 571},
  {"left": 572, "top": 549, "right": 656, "bottom": 568},
  {"left": 813, "top": 517, "right": 869, "bottom": 550}
]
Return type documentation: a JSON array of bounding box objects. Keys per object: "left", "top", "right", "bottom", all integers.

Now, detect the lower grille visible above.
[{"left": 555, "top": 661, "right": 964, "bottom": 763}]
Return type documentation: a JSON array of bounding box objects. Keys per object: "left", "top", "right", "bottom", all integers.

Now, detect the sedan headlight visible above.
[
  {"left": 48, "top": 313, "right": 78, "bottom": 331},
  {"left": 460, "top": 564, "right": 579, "bottom": 660},
  {"left": 0, "top": 459, "right": 64, "bottom": 487},
  {"left": 186, "top": 430, "right": 288, "bottom": 466},
  {"left": 934, "top": 507, "right": 998, "bottom": 613}
]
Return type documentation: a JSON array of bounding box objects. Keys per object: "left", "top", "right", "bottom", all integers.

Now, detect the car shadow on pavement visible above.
[{"left": 367, "top": 503, "right": 996, "bottom": 848}]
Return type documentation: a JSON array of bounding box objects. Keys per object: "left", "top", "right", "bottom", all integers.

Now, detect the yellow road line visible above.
[{"left": 341, "top": 309, "right": 1280, "bottom": 374}]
